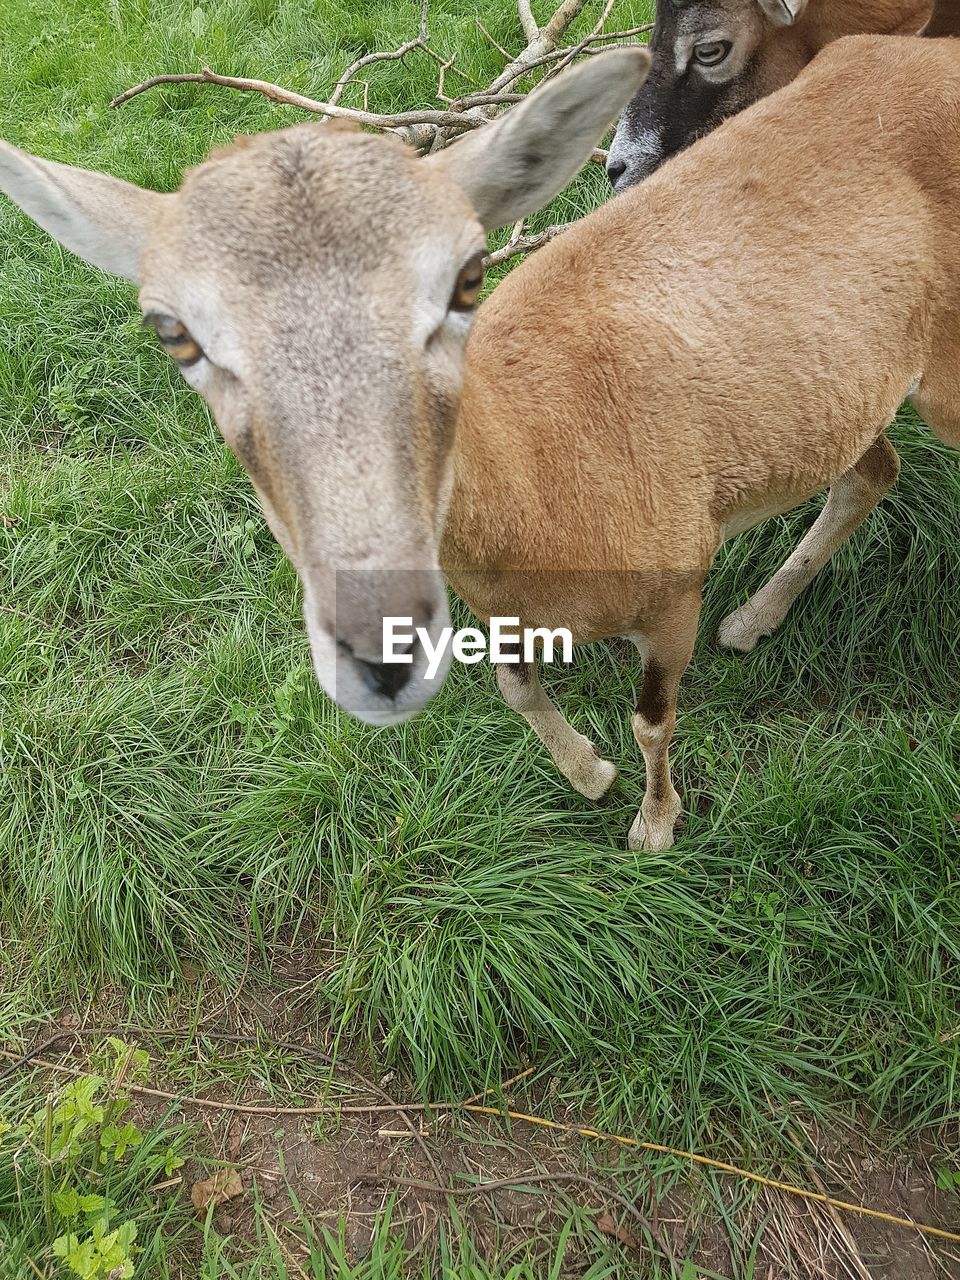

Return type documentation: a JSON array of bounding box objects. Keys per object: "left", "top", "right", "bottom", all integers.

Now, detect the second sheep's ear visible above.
[{"left": 756, "top": 0, "right": 809, "bottom": 27}]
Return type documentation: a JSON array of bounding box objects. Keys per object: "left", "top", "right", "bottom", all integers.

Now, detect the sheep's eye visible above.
[
  {"left": 693, "top": 40, "right": 732, "bottom": 66},
  {"left": 144, "top": 312, "right": 204, "bottom": 366},
  {"left": 450, "top": 253, "right": 486, "bottom": 312}
]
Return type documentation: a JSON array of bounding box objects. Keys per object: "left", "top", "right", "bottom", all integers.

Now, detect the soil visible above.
[{"left": 8, "top": 972, "right": 960, "bottom": 1280}]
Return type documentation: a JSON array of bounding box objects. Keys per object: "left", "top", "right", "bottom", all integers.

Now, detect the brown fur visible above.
[
  {"left": 441, "top": 35, "right": 960, "bottom": 845},
  {"left": 760, "top": 0, "right": 931, "bottom": 96}
]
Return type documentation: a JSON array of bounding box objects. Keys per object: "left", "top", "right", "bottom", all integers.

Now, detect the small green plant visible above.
[
  {"left": 52, "top": 1220, "right": 138, "bottom": 1280},
  {"left": 0, "top": 1039, "right": 189, "bottom": 1278}
]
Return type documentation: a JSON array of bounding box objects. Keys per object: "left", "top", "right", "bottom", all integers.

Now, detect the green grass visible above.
[{"left": 1, "top": 0, "right": 959, "bottom": 1273}]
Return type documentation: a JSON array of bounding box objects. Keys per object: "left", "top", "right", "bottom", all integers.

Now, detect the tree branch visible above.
[
  {"left": 108, "top": 1, "right": 643, "bottom": 258},
  {"left": 484, "top": 222, "right": 569, "bottom": 268},
  {"left": 330, "top": 37, "right": 426, "bottom": 107},
  {"left": 110, "top": 66, "right": 478, "bottom": 134},
  {"left": 518, "top": 0, "right": 540, "bottom": 43},
  {"left": 488, "top": 0, "right": 591, "bottom": 93}
]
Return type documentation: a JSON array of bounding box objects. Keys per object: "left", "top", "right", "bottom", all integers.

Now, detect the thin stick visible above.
[
  {"left": 542, "top": 0, "right": 618, "bottom": 82},
  {"left": 4, "top": 1047, "right": 958, "bottom": 1247},
  {"left": 462, "top": 1104, "right": 960, "bottom": 1247},
  {"left": 110, "top": 67, "right": 475, "bottom": 131},
  {"left": 435, "top": 54, "right": 457, "bottom": 103},
  {"left": 1, "top": 604, "right": 52, "bottom": 630},
  {"left": 0, "top": 1050, "right": 416, "bottom": 1112},
  {"left": 462, "top": 1065, "right": 535, "bottom": 1103},
  {"left": 0, "top": 1024, "right": 441, "bottom": 1184},
  {"left": 475, "top": 19, "right": 513, "bottom": 61},
  {"left": 484, "top": 223, "right": 568, "bottom": 268},
  {"left": 329, "top": 0, "right": 431, "bottom": 106},
  {"left": 481, "top": 22, "right": 653, "bottom": 96},
  {"left": 330, "top": 38, "right": 428, "bottom": 107},
  {"left": 0, "top": 1025, "right": 340, "bottom": 1083},
  {"left": 783, "top": 1123, "right": 874, "bottom": 1280},
  {"left": 108, "top": 4, "right": 652, "bottom": 160}
]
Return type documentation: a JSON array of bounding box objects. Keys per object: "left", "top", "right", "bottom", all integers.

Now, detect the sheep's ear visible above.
[
  {"left": 756, "top": 0, "right": 808, "bottom": 28},
  {"left": 0, "top": 140, "right": 170, "bottom": 281},
  {"left": 428, "top": 47, "right": 652, "bottom": 231}
]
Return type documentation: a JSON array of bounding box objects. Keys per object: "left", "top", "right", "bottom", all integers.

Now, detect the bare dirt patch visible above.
[{"left": 5, "top": 992, "right": 960, "bottom": 1278}]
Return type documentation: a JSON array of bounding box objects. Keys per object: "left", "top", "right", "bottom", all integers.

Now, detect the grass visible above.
[{"left": 1, "top": 0, "right": 959, "bottom": 1273}]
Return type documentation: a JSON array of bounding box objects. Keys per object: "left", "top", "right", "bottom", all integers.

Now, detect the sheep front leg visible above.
[
  {"left": 497, "top": 659, "right": 617, "bottom": 800},
  {"left": 628, "top": 593, "right": 701, "bottom": 851}
]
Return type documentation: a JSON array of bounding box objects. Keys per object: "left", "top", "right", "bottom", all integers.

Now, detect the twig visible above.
[
  {"left": 354, "top": 1068, "right": 444, "bottom": 1189},
  {"left": 542, "top": 0, "right": 592, "bottom": 43},
  {"left": 484, "top": 223, "right": 568, "bottom": 268},
  {"left": 0, "top": 1050, "right": 420, "bottom": 1113},
  {"left": 329, "top": 0, "right": 431, "bottom": 107},
  {"left": 4, "top": 1046, "right": 960, "bottom": 1246},
  {"left": 784, "top": 1123, "right": 875, "bottom": 1280},
  {"left": 479, "top": 22, "right": 653, "bottom": 97},
  {"left": 542, "top": 0, "right": 618, "bottom": 82},
  {"left": 418, "top": 45, "right": 479, "bottom": 87},
  {"left": 110, "top": 67, "right": 476, "bottom": 133},
  {"left": 462, "top": 1066, "right": 536, "bottom": 1104},
  {"left": 109, "top": 2, "right": 651, "bottom": 163},
  {"left": 448, "top": 91, "right": 526, "bottom": 109},
  {"left": 475, "top": 19, "right": 512, "bottom": 61},
  {"left": 0, "top": 1024, "right": 340, "bottom": 1083},
  {"left": 330, "top": 41, "right": 425, "bottom": 107},
  {"left": 487, "top": 0, "right": 592, "bottom": 94},
  {"left": 359, "top": 1169, "right": 678, "bottom": 1276},
  {"left": 435, "top": 54, "right": 457, "bottom": 103},
  {"left": 1, "top": 604, "right": 52, "bottom": 630},
  {"left": 462, "top": 1103, "right": 960, "bottom": 1246}
]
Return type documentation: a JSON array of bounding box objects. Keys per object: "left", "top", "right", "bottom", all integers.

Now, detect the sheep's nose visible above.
[
  {"left": 606, "top": 156, "right": 627, "bottom": 189},
  {"left": 337, "top": 637, "right": 415, "bottom": 700}
]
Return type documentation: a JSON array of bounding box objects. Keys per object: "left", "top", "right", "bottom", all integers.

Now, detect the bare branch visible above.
[
  {"left": 420, "top": 44, "right": 479, "bottom": 87},
  {"left": 518, "top": 0, "right": 540, "bottom": 44},
  {"left": 475, "top": 19, "right": 512, "bottom": 62},
  {"left": 108, "top": 1, "right": 645, "bottom": 161},
  {"left": 487, "top": 0, "right": 590, "bottom": 94},
  {"left": 484, "top": 222, "right": 569, "bottom": 268},
  {"left": 590, "top": 0, "right": 618, "bottom": 33},
  {"left": 542, "top": 0, "right": 617, "bottom": 81},
  {"left": 328, "top": 0, "right": 432, "bottom": 107},
  {"left": 452, "top": 92, "right": 526, "bottom": 108},
  {"left": 542, "top": 0, "right": 592, "bottom": 45},
  {"left": 329, "top": 34, "right": 427, "bottom": 107},
  {"left": 110, "top": 66, "right": 476, "bottom": 134},
  {"left": 486, "top": 13, "right": 651, "bottom": 95},
  {"left": 579, "top": 22, "right": 654, "bottom": 43}
]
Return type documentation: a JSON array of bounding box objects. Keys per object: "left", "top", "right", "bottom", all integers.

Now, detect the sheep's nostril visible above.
[
  {"left": 606, "top": 158, "right": 627, "bottom": 189},
  {"left": 353, "top": 653, "right": 413, "bottom": 699},
  {"left": 338, "top": 637, "right": 415, "bottom": 700}
]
